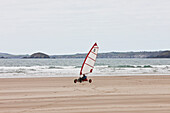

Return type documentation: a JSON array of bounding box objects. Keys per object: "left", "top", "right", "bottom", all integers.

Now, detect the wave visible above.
[
  {"left": 117, "top": 65, "right": 135, "bottom": 68},
  {"left": 115, "top": 65, "right": 152, "bottom": 68},
  {"left": 0, "top": 65, "right": 170, "bottom": 78},
  {"left": 74, "top": 66, "right": 82, "bottom": 68},
  {"left": 48, "top": 66, "right": 64, "bottom": 69}
]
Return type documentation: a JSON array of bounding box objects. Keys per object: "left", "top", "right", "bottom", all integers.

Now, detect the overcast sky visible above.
[{"left": 0, "top": 0, "right": 170, "bottom": 55}]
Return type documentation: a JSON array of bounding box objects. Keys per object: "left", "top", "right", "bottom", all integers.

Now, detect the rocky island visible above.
[{"left": 30, "top": 52, "right": 50, "bottom": 58}]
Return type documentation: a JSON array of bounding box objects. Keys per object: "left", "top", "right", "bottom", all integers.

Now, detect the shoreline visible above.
[{"left": 0, "top": 74, "right": 170, "bottom": 79}]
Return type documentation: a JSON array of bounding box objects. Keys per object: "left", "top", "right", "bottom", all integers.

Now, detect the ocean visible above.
[{"left": 0, "top": 58, "right": 170, "bottom": 78}]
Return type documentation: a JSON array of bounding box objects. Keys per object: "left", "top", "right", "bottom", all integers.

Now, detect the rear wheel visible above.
[
  {"left": 89, "top": 79, "right": 92, "bottom": 83},
  {"left": 74, "top": 79, "right": 77, "bottom": 83}
]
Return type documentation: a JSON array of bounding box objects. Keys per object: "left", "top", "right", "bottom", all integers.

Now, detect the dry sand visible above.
[{"left": 0, "top": 75, "right": 170, "bottom": 113}]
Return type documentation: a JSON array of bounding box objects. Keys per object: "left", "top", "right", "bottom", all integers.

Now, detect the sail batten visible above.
[{"left": 80, "top": 43, "right": 99, "bottom": 75}]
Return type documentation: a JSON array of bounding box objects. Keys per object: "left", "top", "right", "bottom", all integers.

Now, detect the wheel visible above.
[
  {"left": 74, "top": 79, "right": 77, "bottom": 83},
  {"left": 79, "top": 79, "right": 82, "bottom": 83},
  {"left": 89, "top": 79, "right": 92, "bottom": 83}
]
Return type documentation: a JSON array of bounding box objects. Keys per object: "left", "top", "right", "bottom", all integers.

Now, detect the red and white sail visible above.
[{"left": 80, "top": 43, "right": 99, "bottom": 75}]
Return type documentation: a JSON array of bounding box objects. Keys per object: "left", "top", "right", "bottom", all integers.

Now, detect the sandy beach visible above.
[{"left": 0, "top": 75, "right": 170, "bottom": 113}]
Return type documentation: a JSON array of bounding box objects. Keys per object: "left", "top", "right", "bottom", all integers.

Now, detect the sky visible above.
[{"left": 0, "top": 0, "right": 170, "bottom": 55}]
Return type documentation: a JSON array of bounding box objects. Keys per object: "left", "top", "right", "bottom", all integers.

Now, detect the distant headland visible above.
[{"left": 0, "top": 51, "right": 170, "bottom": 59}]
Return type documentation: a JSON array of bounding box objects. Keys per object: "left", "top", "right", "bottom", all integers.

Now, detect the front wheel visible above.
[
  {"left": 89, "top": 79, "right": 92, "bottom": 83},
  {"left": 74, "top": 79, "right": 77, "bottom": 83}
]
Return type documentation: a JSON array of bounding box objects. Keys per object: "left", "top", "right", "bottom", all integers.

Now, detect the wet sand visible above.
[{"left": 0, "top": 75, "right": 170, "bottom": 113}]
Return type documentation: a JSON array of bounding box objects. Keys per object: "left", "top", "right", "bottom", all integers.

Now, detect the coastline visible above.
[
  {"left": 1, "top": 73, "right": 170, "bottom": 78},
  {"left": 0, "top": 75, "right": 170, "bottom": 113}
]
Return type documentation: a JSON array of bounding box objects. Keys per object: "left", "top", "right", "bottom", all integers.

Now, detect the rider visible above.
[{"left": 82, "top": 74, "right": 87, "bottom": 81}]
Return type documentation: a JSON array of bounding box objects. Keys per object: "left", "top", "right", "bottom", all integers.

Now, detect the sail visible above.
[{"left": 80, "top": 43, "right": 99, "bottom": 75}]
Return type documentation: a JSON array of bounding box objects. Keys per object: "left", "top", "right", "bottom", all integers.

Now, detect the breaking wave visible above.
[
  {"left": 115, "top": 65, "right": 152, "bottom": 68},
  {"left": 0, "top": 58, "right": 170, "bottom": 78},
  {"left": 0, "top": 65, "right": 170, "bottom": 78}
]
